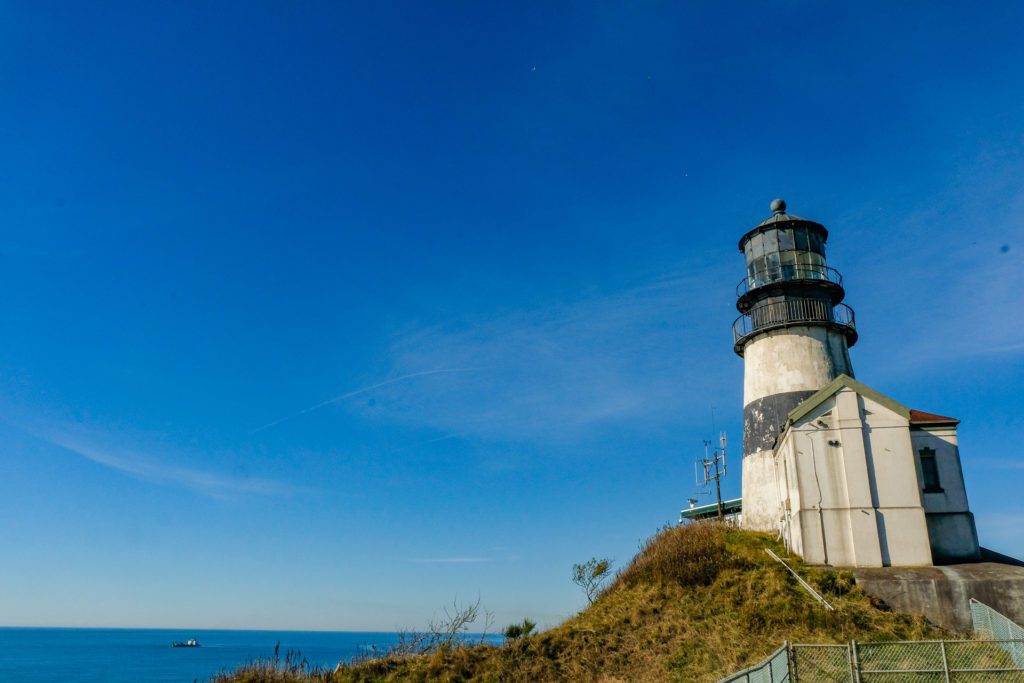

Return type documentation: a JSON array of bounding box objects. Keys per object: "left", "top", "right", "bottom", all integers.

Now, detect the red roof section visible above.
[{"left": 909, "top": 409, "right": 959, "bottom": 425}]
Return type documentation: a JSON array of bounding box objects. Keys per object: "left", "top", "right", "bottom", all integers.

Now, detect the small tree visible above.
[
  {"left": 389, "top": 597, "right": 493, "bottom": 656},
  {"left": 503, "top": 618, "right": 536, "bottom": 642},
  {"left": 572, "top": 557, "right": 613, "bottom": 604}
]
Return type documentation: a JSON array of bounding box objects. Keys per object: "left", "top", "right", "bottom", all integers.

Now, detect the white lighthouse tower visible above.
[{"left": 733, "top": 199, "right": 857, "bottom": 532}]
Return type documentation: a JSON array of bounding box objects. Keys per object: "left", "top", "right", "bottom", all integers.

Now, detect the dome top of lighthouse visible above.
[
  {"left": 737, "top": 199, "right": 828, "bottom": 251},
  {"left": 755, "top": 198, "right": 809, "bottom": 227}
]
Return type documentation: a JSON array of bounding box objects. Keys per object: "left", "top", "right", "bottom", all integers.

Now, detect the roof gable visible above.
[{"left": 787, "top": 374, "right": 910, "bottom": 425}]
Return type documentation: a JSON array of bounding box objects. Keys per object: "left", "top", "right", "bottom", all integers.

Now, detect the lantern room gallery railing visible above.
[{"left": 733, "top": 300, "right": 856, "bottom": 350}]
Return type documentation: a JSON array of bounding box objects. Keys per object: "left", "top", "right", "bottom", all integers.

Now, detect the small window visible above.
[{"left": 919, "top": 447, "right": 942, "bottom": 492}]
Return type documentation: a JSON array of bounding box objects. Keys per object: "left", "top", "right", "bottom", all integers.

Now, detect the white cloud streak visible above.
[
  {"left": 350, "top": 266, "right": 738, "bottom": 443},
  {"left": 838, "top": 151, "right": 1024, "bottom": 374},
  {"left": 41, "top": 430, "right": 300, "bottom": 498},
  {"left": 253, "top": 368, "right": 481, "bottom": 433},
  {"left": 405, "top": 557, "right": 493, "bottom": 564}
]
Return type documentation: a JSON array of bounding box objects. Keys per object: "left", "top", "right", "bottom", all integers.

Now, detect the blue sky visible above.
[{"left": 1, "top": 2, "right": 1022, "bottom": 630}]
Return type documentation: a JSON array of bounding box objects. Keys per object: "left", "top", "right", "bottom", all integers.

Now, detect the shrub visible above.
[
  {"left": 503, "top": 619, "right": 536, "bottom": 641},
  {"left": 616, "top": 522, "right": 727, "bottom": 589}
]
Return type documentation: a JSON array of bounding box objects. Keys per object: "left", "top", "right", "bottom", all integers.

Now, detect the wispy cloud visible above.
[
  {"left": 404, "top": 557, "right": 494, "bottom": 564},
  {"left": 969, "top": 458, "right": 1024, "bottom": 471},
  {"left": 253, "top": 368, "right": 480, "bottom": 433},
  {"left": 349, "top": 265, "right": 738, "bottom": 443},
  {"left": 840, "top": 151, "right": 1024, "bottom": 374},
  {"left": 37, "top": 429, "right": 300, "bottom": 499}
]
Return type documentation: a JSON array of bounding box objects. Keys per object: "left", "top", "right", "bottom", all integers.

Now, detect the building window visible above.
[{"left": 919, "top": 447, "right": 942, "bottom": 492}]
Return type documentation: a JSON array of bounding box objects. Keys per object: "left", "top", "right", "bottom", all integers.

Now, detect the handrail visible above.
[
  {"left": 733, "top": 300, "right": 856, "bottom": 345},
  {"left": 765, "top": 548, "right": 834, "bottom": 610},
  {"left": 736, "top": 264, "right": 843, "bottom": 297}
]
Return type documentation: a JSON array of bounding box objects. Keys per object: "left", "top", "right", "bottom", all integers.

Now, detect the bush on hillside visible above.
[{"left": 613, "top": 521, "right": 732, "bottom": 590}]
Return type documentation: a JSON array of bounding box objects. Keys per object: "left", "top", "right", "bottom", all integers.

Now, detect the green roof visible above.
[
  {"left": 679, "top": 497, "right": 742, "bottom": 520},
  {"left": 786, "top": 374, "right": 910, "bottom": 425}
]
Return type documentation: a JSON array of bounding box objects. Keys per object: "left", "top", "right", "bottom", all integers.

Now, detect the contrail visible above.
[{"left": 252, "top": 368, "right": 476, "bottom": 433}]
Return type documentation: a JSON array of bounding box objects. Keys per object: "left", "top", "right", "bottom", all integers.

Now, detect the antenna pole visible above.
[
  {"left": 713, "top": 447, "right": 724, "bottom": 520},
  {"left": 694, "top": 433, "right": 728, "bottom": 521}
]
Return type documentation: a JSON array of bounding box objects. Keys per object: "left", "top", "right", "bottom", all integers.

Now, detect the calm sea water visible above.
[{"left": 0, "top": 628, "right": 432, "bottom": 682}]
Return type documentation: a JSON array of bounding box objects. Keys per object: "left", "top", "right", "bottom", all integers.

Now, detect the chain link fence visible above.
[
  {"left": 789, "top": 640, "right": 1024, "bottom": 682},
  {"left": 971, "top": 597, "right": 1024, "bottom": 670},
  {"left": 786, "top": 644, "right": 851, "bottom": 682},
  {"left": 854, "top": 639, "right": 1024, "bottom": 681},
  {"left": 717, "top": 599, "right": 1024, "bottom": 683},
  {"left": 715, "top": 643, "right": 790, "bottom": 682}
]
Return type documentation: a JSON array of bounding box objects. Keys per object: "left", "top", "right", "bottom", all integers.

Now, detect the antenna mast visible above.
[{"left": 696, "top": 432, "right": 728, "bottom": 519}]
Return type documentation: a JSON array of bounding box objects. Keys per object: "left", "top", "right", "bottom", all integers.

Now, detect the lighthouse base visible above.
[{"left": 741, "top": 450, "right": 780, "bottom": 533}]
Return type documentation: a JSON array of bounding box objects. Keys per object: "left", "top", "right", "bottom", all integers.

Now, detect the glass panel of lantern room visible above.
[
  {"left": 807, "top": 251, "right": 824, "bottom": 275},
  {"left": 750, "top": 257, "right": 767, "bottom": 288},
  {"left": 809, "top": 230, "right": 825, "bottom": 256},
  {"left": 793, "top": 250, "right": 808, "bottom": 279},
  {"left": 750, "top": 233, "right": 764, "bottom": 260},
  {"left": 794, "top": 226, "right": 809, "bottom": 251},
  {"left": 763, "top": 229, "right": 779, "bottom": 254},
  {"left": 777, "top": 228, "right": 795, "bottom": 251},
  {"left": 779, "top": 251, "right": 796, "bottom": 281}
]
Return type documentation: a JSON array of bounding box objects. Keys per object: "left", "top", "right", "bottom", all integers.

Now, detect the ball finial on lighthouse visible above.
[{"left": 770, "top": 198, "right": 786, "bottom": 214}]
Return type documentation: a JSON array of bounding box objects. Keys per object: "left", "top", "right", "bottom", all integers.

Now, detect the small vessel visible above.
[{"left": 172, "top": 639, "right": 200, "bottom": 648}]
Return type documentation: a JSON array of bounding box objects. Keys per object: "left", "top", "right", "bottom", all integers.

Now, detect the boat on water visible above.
[{"left": 172, "top": 639, "right": 200, "bottom": 648}]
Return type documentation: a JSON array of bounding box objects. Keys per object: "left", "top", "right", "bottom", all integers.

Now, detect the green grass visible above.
[{"left": 214, "top": 523, "right": 949, "bottom": 683}]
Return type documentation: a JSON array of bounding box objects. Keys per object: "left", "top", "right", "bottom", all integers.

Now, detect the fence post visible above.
[
  {"left": 789, "top": 642, "right": 798, "bottom": 683},
  {"left": 939, "top": 641, "right": 951, "bottom": 683},
  {"left": 849, "top": 640, "right": 860, "bottom": 683}
]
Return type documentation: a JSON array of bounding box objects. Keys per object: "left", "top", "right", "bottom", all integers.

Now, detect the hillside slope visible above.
[{"left": 219, "top": 523, "right": 948, "bottom": 683}]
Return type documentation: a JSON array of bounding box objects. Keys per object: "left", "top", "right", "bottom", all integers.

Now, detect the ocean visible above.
[{"left": 0, "top": 628, "right": 493, "bottom": 682}]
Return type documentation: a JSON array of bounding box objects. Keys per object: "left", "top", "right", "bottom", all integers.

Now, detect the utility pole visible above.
[{"left": 697, "top": 433, "right": 728, "bottom": 519}]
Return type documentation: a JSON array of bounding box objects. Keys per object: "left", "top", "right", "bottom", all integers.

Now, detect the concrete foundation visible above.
[{"left": 854, "top": 562, "right": 1024, "bottom": 633}]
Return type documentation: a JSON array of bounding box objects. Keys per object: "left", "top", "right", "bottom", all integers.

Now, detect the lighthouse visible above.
[
  {"left": 727, "top": 200, "right": 979, "bottom": 569},
  {"left": 733, "top": 199, "right": 857, "bottom": 532}
]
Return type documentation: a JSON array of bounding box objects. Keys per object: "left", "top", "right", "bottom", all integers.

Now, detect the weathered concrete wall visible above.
[
  {"left": 742, "top": 326, "right": 851, "bottom": 451},
  {"left": 744, "top": 390, "right": 816, "bottom": 454},
  {"left": 741, "top": 449, "right": 780, "bottom": 532},
  {"left": 854, "top": 563, "right": 1024, "bottom": 633},
  {"left": 774, "top": 387, "right": 932, "bottom": 567},
  {"left": 912, "top": 427, "right": 970, "bottom": 511},
  {"left": 927, "top": 513, "right": 981, "bottom": 563},
  {"left": 742, "top": 326, "right": 852, "bottom": 407},
  {"left": 910, "top": 426, "right": 980, "bottom": 562},
  {"left": 741, "top": 327, "right": 853, "bottom": 535}
]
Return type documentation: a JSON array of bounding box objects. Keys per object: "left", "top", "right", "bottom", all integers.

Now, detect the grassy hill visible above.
[{"left": 218, "top": 523, "right": 948, "bottom": 683}]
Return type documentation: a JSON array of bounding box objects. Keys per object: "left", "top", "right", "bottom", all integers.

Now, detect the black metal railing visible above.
[
  {"left": 733, "top": 300, "right": 856, "bottom": 345},
  {"left": 736, "top": 264, "right": 843, "bottom": 297}
]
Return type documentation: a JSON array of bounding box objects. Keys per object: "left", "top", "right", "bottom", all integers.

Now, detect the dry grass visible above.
[{"left": 216, "top": 523, "right": 948, "bottom": 683}]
